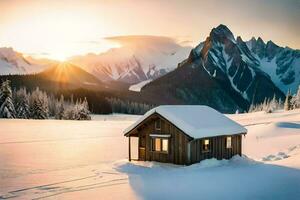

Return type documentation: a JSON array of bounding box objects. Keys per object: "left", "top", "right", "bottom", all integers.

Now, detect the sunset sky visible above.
[{"left": 0, "top": 0, "right": 299, "bottom": 60}]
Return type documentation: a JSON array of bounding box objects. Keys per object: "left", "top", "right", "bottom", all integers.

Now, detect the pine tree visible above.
[
  {"left": 14, "top": 88, "right": 30, "bottom": 119},
  {"left": 266, "top": 95, "right": 277, "bottom": 113},
  {"left": 248, "top": 103, "right": 254, "bottom": 113},
  {"left": 30, "top": 88, "right": 49, "bottom": 119},
  {"left": 292, "top": 86, "right": 300, "bottom": 109},
  {"left": 48, "top": 94, "right": 58, "bottom": 117},
  {"left": 262, "top": 98, "right": 268, "bottom": 111},
  {"left": 75, "top": 97, "right": 91, "bottom": 120},
  {"left": 55, "top": 95, "right": 65, "bottom": 120},
  {"left": 284, "top": 90, "right": 292, "bottom": 111},
  {"left": 0, "top": 80, "right": 16, "bottom": 118}
]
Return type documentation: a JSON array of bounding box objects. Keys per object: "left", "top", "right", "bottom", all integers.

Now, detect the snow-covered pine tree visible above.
[
  {"left": 248, "top": 103, "right": 254, "bottom": 113},
  {"left": 266, "top": 95, "right": 277, "bottom": 113},
  {"left": 262, "top": 98, "right": 268, "bottom": 111},
  {"left": 29, "top": 88, "right": 49, "bottom": 119},
  {"left": 63, "top": 97, "right": 76, "bottom": 120},
  {"left": 0, "top": 80, "right": 16, "bottom": 118},
  {"left": 74, "top": 98, "right": 91, "bottom": 120},
  {"left": 55, "top": 95, "right": 66, "bottom": 120},
  {"left": 284, "top": 90, "right": 292, "bottom": 111},
  {"left": 14, "top": 88, "right": 30, "bottom": 119},
  {"left": 48, "top": 94, "right": 58, "bottom": 117},
  {"left": 75, "top": 97, "right": 91, "bottom": 120},
  {"left": 291, "top": 86, "right": 300, "bottom": 109}
]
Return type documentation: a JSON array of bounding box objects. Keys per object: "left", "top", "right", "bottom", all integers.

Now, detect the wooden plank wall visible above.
[
  {"left": 138, "top": 114, "right": 190, "bottom": 165},
  {"left": 189, "top": 134, "right": 242, "bottom": 164}
]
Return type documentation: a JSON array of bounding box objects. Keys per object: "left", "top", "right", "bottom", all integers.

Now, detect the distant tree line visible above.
[
  {"left": 248, "top": 86, "right": 300, "bottom": 113},
  {"left": 284, "top": 87, "right": 300, "bottom": 111},
  {"left": 0, "top": 80, "right": 155, "bottom": 119},
  {"left": 0, "top": 80, "right": 91, "bottom": 120},
  {"left": 0, "top": 74, "right": 154, "bottom": 115},
  {"left": 106, "top": 97, "right": 155, "bottom": 115}
]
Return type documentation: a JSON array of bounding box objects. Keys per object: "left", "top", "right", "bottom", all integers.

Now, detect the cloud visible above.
[
  {"left": 179, "top": 40, "right": 194, "bottom": 46},
  {"left": 104, "top": 35, "right": 182, "bottom": 48},
  {"left": 104, "top": 35, "right": 191, "bottom": 49}
]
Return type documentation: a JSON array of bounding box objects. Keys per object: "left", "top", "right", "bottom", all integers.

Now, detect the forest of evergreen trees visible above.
[
  {"left": 1, "top": 78, "right": 298, "bottom": 119},
  {"left": 0, "top": 80, "right": 92, "bottom": 120},
  {"left": 106, "top": 97, "right": 154, "bottom": 115},
  {"left": 248, "top": 86, "right": 300, "bottom": 113},
  {"left": 0, "top": 80, "right": 156, "bottom": 119}
]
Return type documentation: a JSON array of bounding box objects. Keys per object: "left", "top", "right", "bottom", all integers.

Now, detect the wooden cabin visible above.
[{"left": 124, "top": 105, "right": 247, "bottom": 165}]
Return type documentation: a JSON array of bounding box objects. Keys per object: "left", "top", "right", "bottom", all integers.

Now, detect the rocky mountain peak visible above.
[
  {"left": 210, "top": 24, "right": 235, "bottom": 43},
  {"left": 266, "top": 40, "right": 278, "bottom": 49},
  {"left": 236, "top": 36, "right": 244, "bottom": 44},
  {"left": 257, "top": 37, "right": 265, "bottom": 45},
  {"left": 250, "top": 37, "right": 256, "bottom": 42}
]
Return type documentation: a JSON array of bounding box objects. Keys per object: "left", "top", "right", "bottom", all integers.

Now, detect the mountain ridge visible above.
[
  {"left": 142, "top": 24, "right": 286, "bottom": 113},
  {"left": 69, "top": 35, "right": 192, "bottom": 84}
]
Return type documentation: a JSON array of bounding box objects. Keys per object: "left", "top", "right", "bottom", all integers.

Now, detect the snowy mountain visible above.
[
  {"left": 246, "top": 37, "right": 300, "bottom": 94},
  {"left": 39, "top": 62, "right": 104, "bottom": 87},
  {"left": 69, "top": 36, "right": 191, "bottom": 84},
  {"left": 0, "top": 47, "right": 48, "bottom": 75},
  {"left": 142, "top": 25, "right": 285, "bottom": 113}
]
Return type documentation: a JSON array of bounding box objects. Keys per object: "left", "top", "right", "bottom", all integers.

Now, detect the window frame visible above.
[
  {"left": 202, "top": 139, "right": 210, "bottom": 152},
  {"left": 151, "top": 137, "right": 169, "bottom": 153},
  {"left": 162, "top": 138, "right": 168, "bottom": 152},
  {"left": 154, "top": 138, "right": 161, "bottom": 151},
  {"left": 155, "top": 119, "right": 161, "bottom": 131},
  {"left": 226, "top": 136, "right": 232, "bottom": 149}
]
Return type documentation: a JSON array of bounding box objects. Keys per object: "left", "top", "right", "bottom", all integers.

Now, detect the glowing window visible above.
[
  {"left": 203, "top": 139, "right": 210, "bottom": 151},
  {"left": 162, "top": 139, "right": 168, "bottom": 152},
  {"left": 155, "top": 138, "right": 161, "bottom": 151},
  {"left": 152, "top": 138, "right": 168, "bottom": 153},
  {"left": 226, "top": 137, "right": 232, "bottom": 148}
]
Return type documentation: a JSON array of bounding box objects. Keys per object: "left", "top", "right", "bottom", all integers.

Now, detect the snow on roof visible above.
[{"left": 124, "top": 105, "right": 247, "bottom": 139}]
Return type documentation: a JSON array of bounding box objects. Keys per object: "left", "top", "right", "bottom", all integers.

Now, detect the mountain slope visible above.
[
  {"left": 246, "top": 37, "right": 300, "bottom": 94},
  {"left": 69, "top": 36, "right": 191, "bottom": 84},
  {"left": 39, "top": 62, "right": 104, "bottom": 87},
  {"left": 143, "top": 25, "right": 285, "bottom": 113},
  {"left": 0, "top": 47, "right": 48, "bottom": 75},
  {"left": 0, "top": 62, "right": 110, "bottom": 93}
]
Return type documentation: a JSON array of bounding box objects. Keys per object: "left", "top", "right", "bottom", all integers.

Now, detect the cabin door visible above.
[{"left": 139, "top": 135, "right": 146, "bottom": 161}]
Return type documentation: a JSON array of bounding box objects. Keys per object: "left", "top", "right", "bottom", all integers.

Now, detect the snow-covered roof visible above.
[{"left": 124, "top": 105, "right": 247, "bottom": 139}]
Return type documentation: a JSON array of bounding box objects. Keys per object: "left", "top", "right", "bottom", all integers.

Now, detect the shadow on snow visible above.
[{"left": 115, "top": 156, "right": 300, "bottom": 200}]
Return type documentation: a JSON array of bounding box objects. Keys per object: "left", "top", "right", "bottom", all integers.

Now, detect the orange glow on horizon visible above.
[{"left": 0, "top": 0, "right": 299, "bottom": 61}]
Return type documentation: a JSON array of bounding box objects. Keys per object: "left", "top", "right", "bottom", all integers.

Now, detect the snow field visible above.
[{"left": 0, "top": 110, "right": 299, "bottom": 199}]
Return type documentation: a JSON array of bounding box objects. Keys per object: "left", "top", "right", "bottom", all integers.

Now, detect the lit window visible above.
[
  {"left": 155, "top": 138, "right": 161, "bottom": 151},
  {"left": 162, "top": 139, "right": 168, "bottom": 152},
  {"left": 155, "top": 119, "right": 161, "bottom": 130},
  {"left": 226, "top": 137, "right": 232, "bottom": 148},
  {"left": 152, "top": 138, "right": 169, "bottom": 153},
  {"left": 203, "top": 139, "right": 210, "bottom": 151}
]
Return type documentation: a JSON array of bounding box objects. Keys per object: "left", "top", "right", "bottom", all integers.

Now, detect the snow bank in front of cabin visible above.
[
  {"left": 114, "top": 155, "right": 300, "bottom": 200},
  {"left": 114, "top": 155, "right": 258, "bottom": 174}
]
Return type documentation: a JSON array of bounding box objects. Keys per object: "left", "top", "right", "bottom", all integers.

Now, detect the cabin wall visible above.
[
  {"left": 189, "top": 134, "right": 242, "bottom": 164},
  {"left": 137, "top": 114, "right": 190, "bottom": 165}
]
